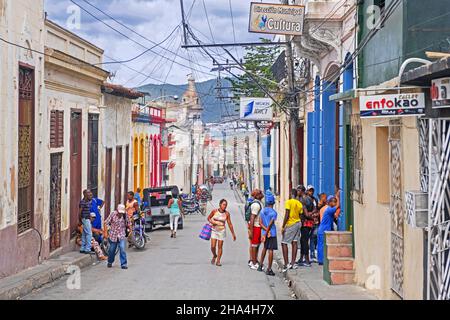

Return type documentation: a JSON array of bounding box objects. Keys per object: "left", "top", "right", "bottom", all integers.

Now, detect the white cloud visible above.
[{"left": 44, "top": 0, "right": 273, "bottom": 86}]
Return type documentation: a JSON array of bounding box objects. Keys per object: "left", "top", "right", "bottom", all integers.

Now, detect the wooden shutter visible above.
[{"left": 50, "top": 110, "right": 64, "bottom": 148}]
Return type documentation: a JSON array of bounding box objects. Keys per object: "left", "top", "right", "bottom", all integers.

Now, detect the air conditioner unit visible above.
[{"left": 405, "top": 191, "right": 428, "bottom": 228}]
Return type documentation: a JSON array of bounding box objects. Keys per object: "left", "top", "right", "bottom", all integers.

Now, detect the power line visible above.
[{"left": 69, "top": 0, "right": 215, "bottom": 77}]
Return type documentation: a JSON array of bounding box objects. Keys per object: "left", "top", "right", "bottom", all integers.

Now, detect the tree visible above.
[{"left": 228, "top": 39, "right": 280, "bottom": 100}]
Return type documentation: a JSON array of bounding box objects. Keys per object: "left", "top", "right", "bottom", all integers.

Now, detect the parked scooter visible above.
[
  {"left": 181, "top": 196, "right": 202, "bottom": 215},
  {"left": 130, "top": 212, "right": 149, "bottom": 250}
]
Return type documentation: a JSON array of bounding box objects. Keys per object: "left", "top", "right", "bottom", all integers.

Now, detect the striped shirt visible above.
[{"left": 79, "top": 199, "right": 92, "bottom": 219}]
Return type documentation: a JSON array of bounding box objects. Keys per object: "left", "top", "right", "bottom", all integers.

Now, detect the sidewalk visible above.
[
  {"left": 234, "top": 188, "right": 377, "bottom": 300},
  {"left": 273, "top": 254, "right": 377, "bottom": 300},
  {"left": 0, "top": 251, "right": 98, "bottom": 300}
]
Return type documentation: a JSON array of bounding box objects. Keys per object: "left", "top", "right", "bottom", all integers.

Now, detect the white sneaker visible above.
[
  {"left": 292, "top": 264, "right": 299, "bottom": 269},
  {"left": 250, "top": 262, "right": 259, "bottom": 270},
  {"left": 248, "top": 260, "right": 253, "bottom": 267},
  {"left": 287, "top": 263, "right": 293, "bottom": 269}
]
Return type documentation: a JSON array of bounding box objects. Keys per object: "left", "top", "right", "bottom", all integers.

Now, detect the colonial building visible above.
[
  {"left": 167, "top": 76, "right": 204, "bottom": 191},
  {"left": 44, "top": 19, "right": 109, "bottom": 254},
  {"left": 101, "top": 83, "right": 143, "bottom": 217},
  {"left": 0, "top": 0, "right": 47, "bottom": 278}
]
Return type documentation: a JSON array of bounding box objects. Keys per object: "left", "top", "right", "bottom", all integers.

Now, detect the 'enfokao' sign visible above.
[
  {"left": 248, "top": 2, "right": 305, "bottom": 36},
  {"left": 359, "top": 93, "right": 425, "bottom": 118}
]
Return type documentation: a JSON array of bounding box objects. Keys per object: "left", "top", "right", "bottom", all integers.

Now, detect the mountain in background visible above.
[{"left": 136, "top": 78, "right": 238, "bottom": 123}]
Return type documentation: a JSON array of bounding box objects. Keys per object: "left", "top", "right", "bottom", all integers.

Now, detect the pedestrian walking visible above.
[
  {"left": 297, "top": 185, "right": 313, "bottom": 267},
  {"left": 281, "top": 189, "right": 303, "bottom": 271},
  {"left": 258, "top": 192, "right": 278, "bottom": 276},
  {"left": 105, "top": 204, "right": 130, "bottom": 269},
  {"left": 207, "top": 199, "right": 237, "bottom": 267},
  {"left": 248, "top": 189, "right": 264, "bottom": 270},
  {"left": 167, "top": 191, "right": 184, "bottom": 238},
  {"left": 79, "top": 189, "right": 93, "bottom": 254},
  {"left": 317, "top": 190, "right": 341, "bottom": 265}
]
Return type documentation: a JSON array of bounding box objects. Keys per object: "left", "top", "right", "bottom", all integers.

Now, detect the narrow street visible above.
[{"left": 23, "top": 183, "right": 293, "bottom": 300}]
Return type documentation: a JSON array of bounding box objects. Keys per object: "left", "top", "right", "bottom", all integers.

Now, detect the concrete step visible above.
[
  {"left": 325, "top": 231, "right": 353, "bottom": 245},
  {"left": 326, "top": 243, "right": 353, "bottom": 258},
  {"left": 329, "top": 269, "right": 355, "bottom": 285},
  {"left": 328, "top": 257, "right": 354, "bottom": 271}
]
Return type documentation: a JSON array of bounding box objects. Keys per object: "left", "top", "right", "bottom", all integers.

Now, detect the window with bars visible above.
[
  {"left": 50, "top": 110, "right": 64, "bottom": 148},
  {"left": 88, "top": 114, "right": 99, "bottom": 197},
  {"left": 18, "top": 66, "right": 35, "bottom": 234}
]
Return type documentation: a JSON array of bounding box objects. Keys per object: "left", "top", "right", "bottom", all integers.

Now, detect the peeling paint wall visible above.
[{"left": 0, "top": 0, "right": 46, "bottom": 278}]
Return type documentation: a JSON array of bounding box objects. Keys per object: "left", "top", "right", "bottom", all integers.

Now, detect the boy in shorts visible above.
[{"left": 258, "top": 192, "right": 278, "bottom": 276}]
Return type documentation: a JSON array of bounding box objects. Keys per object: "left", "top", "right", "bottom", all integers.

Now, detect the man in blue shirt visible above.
[
  {"left": 134, "top": 188, "right": 142, "bottom": 207},
  {"left": 89, "top": 191, "right": 104, "bottom": 238},
  {"left": 317, "top": 190, "right": 341, "bottom": 265},
  {"left": 258, "top": 192, "right": 278, "bottom": 276}
]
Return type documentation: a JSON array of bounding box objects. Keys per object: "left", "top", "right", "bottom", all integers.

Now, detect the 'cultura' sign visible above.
[
  {"left": 248, "top": 2, "right": 305, "bottom": 36},
  {"left": 359, "top": 93, "right": 425, "bottom": 118}
]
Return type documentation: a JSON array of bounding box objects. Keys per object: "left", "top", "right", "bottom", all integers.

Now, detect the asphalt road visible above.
[{"left": 24, "top": 183, "right": 293, "bottom": 300}]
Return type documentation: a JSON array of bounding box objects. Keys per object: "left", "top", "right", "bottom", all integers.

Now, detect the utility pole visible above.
[
  {"left": 254, "top": 121, "right": 263, "bottom": 190},
  {"left": 179, "top": 0, "right": 188, "bottom": 46},
  {"left": 189, "top": 128, "right": 194, "bottom": 195},
  {"left": 222, "top": 130, "right": 227, "bottom": 177},
  {"left": 246, "top": 123, "right": 253, "bottom": 191}
]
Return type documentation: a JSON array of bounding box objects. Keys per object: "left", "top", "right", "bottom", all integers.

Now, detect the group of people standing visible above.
[
  {"left": 77, "top": 189, "right": 144, "bottom": 270},
  {"left": 244, "top": 184, "right": 341, "bottom": 274}
]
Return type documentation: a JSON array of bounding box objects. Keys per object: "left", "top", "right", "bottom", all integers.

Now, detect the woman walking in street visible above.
[
  {"left": 167, "top": 191, "right": 184, "bottom": 238},
  {"left": 207, "top": 199, "right": 237, "bottom": 266}
]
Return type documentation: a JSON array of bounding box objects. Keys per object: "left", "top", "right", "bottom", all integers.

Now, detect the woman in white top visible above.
[{"left": 207, "top": 199, "right": 237, "bottom": 266}]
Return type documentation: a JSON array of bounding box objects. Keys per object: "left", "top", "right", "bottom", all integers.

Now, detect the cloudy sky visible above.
[{"left": 44, "top": 0, "right": 272, "bottom": 87}]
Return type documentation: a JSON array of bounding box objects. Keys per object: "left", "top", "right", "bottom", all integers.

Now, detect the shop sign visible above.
[
  {"left": 248, "top": 2, "right": 305, "bottom": 36},
  {"left": 359, "top": 93, "right": 425, "bottom": 118},
  {"left": 431, "top": 77, "right": 450, "bottom": 108},
  {"left": 240, "top": 97, "right": 273, "bottom": 121}
]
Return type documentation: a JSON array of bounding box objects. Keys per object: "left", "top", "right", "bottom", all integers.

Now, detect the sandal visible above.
[{"left": 216, "top": 262, "right": 222, "bottom": 267}]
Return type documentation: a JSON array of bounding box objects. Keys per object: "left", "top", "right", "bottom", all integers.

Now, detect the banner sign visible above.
[
  {"left": 248, "top": 2, "right": 305, "bottom": 36},
  {"left": 240, "top": 97, "right": 273, "bottom": 121},
  {"left": 359, "top": 93, "right": 425, "bottom": 118},
  {"left": 431, "top": 77, "right": 450, "bottom": 108}
]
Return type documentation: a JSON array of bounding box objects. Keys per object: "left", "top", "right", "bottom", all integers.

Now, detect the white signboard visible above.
[
  {"left": 248, "top": 2, "right": 305, "bottom": 36},
  {"left": 359, "top": 93, "right": 425, "bottom": 118},
  {"left": 431, "top": 77, "right": 450, "bottom": 108},
  {"left": 240, "top": 97, "right": 273, "bottom": 121}
]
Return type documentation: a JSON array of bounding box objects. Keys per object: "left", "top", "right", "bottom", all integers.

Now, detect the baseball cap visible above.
[
  {"left": 307, "top": 185, "right": 314, "bottom": 191},
  {"left": 117, "top": 204, "right": 126, "bottom": 213},
  {"left": 90, "top": 212, "right": 96, "bottom": 218},
  {"left": 327, "top": 195, "right": 336, "bottom": 203},
  {"left": 296, "top": 185, "right": 306, "bottom": 191},
  {"left": 265, "top": 193, "right": 275, "bottom": 205}
]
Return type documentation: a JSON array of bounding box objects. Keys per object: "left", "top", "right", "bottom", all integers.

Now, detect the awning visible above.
[{"left": 402, "top": 56, "right": 450, "bottom": 86}]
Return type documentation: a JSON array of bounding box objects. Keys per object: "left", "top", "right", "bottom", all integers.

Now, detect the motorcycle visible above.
[
  {"left": 131, "top": 212, "right": 149, "bottom": 250},
  {"left": 181, "top": 196, "right": 202, "bottom": 215}
]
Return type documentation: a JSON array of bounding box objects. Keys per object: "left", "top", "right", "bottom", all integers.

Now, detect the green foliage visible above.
[{"left": 229, "top": 39, "right": 280, "bottom": 100}]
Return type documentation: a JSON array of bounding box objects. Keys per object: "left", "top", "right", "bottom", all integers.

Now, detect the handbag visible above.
[{"left": 199, "top": 223, "right": 212, "bottom": 241}]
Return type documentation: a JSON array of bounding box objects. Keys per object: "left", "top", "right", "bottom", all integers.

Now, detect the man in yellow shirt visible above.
[{"left": 281, "top": 188, "right": 303, "bottom": 272}]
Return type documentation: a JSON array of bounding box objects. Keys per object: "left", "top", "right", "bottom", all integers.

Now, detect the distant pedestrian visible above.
[
  {"left": 167, "top": 190, "right": 184, "bottom": 238},
  {"left": 297, "top": 185, "right": 313, "bottom": 267},
  {"left": 317, "top": 190, "right": 341, "bottom": 265},
  {"left": 281, "top": 189, "right": 303, "bottom": 271},
  {"left": 79, "top": 189, "right": 93, "bottom": 254},
  {"left": 105, "top": 204, "right": 130, "bottom": 269},
  {"left": 258, "top": 192, "right": 278, "bottom": 276},
  {"left": 248, "top": 189, "right": 264, "bottom": 270},
  {"left": 208, "top": 199, "right": 237, "bottom": 266}
]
